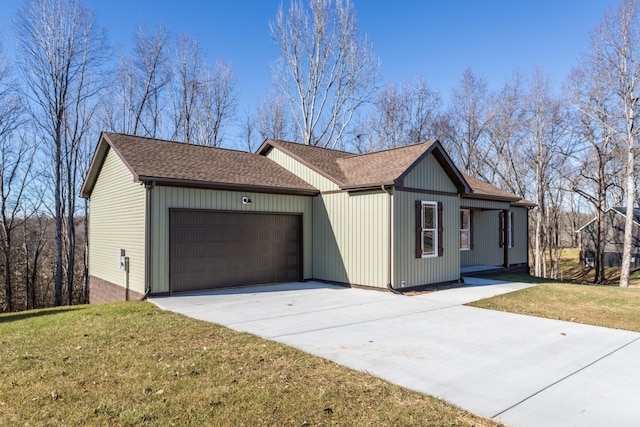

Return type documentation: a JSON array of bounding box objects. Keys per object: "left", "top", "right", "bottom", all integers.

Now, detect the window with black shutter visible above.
[{"left": 415, "top": 200, "right": 443, "bottom": 258}]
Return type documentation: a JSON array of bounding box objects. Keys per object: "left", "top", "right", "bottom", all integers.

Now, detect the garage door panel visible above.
[{"left": 170, "top": 210, "right": 301, "bottom": 293}]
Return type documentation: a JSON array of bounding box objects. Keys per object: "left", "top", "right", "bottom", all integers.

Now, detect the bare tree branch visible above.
[{"left": 270, "top": 0, "right": 379, "bottom": 147}]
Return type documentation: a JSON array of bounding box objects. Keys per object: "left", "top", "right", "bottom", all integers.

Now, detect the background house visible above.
[
  {"left": 578, "top": 207, "right": 640, "bottom": 268},
  {"left": 81, "top": 132, "right": 533, "bottom": 302}
]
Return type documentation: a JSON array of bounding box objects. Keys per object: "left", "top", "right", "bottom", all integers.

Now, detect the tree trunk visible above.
[
  {"left": 66, "top": 160, "right": 76, "bottom": 305},
  {"left": 83, "top": 199, "right": 89, "bottom": 304},
  {"left": 620, "top": 145, "right": 635, "bottom": 287},
  {"left": 54, "top": 129, "right": 63, "bottom": 306},
  {"left": 534, "top": 151, "right": 543, "bottom": 277},
  {"left": 2, "top": 239, "right": 12, "bottom": 312}
]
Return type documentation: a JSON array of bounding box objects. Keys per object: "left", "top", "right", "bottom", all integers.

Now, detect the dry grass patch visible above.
[
  {"left": 544, "top": 248, "right": 640, "bottom": 286},
  {"left": 469, "top": 283, "right": 640, "bottom": 332},
  {"left": 0, "top": 302, "right": 499, "bottom": 426}
]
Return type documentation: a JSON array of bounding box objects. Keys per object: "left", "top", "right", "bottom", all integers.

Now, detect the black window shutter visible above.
[
  {"left": 438, "top": 202, "right": 444, "bottom": 257},
  {"left": 510, "top": 211, "right": 515, "bottom": 247},
  {"left": 499, "top": 211, "right": 505, "bottom": 248},
  {"left": 470, "top": 209, "right": 475, "bottom": 250},
  {"left": 415, "top": 200, "right": 422, "bottom": 258}
]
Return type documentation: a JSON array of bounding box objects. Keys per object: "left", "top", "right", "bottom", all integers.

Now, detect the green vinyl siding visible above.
[
  {"left": 265, "top": 147, "right": 339, "bottom": 191},
  {"left": 460, "top": 198, "right": 510, "bottom": 210},
  {"left": 460, "top": 209, "right": 504, "bottom": 267},
  {"left": 509, "top": 207, "right": 529, "bottom": 265},
  {"left": 401, "top": 153, "right": 458, "bottom": 192},
  {"left": 88, "top": 148, "right": 146, "bottom": 294},
  {"left": 393, "top": 190, "right": 460, "bottom": 288},
  {"left": 150, "top": 186, "right": 313, "bottom": 294},
  {"left": 313, "top": 191, "right": 389, "bottom": 288}
]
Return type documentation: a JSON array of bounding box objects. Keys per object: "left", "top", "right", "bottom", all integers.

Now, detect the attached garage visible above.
[
  {"left": 81, "top": 133, "right": 316, "bottom": 302},
  {"left": 170, "top": 210, "right": 302, "bottom": 293}
]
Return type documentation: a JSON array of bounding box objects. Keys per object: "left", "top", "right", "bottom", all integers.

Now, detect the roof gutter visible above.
[
  {"left": 137, "top": 176, "right": 319, "bottom": 196},
  {"left": 461, "top": 194, "right": 522, "bottom": 203},
  {"left": 340, "top": 181, "right": 396, "bottom": 192}
]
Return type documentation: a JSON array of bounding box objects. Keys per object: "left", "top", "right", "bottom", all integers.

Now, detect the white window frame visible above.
[
  {"left": 460, "top": 209, "right": 471, "bottom": 251},
  {"left": 421, "top": 201, "right": 438, "bottom": 258}
]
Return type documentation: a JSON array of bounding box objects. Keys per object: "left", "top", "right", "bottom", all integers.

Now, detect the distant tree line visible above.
[{"left": 0, "top": 0, "right": 638, "bottom": 312}]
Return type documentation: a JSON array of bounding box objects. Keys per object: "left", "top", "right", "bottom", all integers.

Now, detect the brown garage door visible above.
[{"left": 169, "top": 210, "right": 302, "bottom": 293}]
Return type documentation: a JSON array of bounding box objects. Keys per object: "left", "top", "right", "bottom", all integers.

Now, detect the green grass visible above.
[
  {"left": 0, "top": 302, "right": 499, "bottom": 427},
  {"left": 469, "top": 248, "right": 640, "bottom": 330},
  {"left": 469, "top": 283, "right": 640, "bottom": 332}
]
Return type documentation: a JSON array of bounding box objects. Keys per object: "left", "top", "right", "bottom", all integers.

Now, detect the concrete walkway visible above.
[{"left": 150, "top": 280, "right": 640, "bottom": 427}]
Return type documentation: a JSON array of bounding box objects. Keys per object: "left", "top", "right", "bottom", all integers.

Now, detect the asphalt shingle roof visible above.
[
  {"left": 338, "top": 142, "right": 438, "bottom": 188},
  {"left": 261, "top": 139, "right": 527, "bottom": 203},
  {"left": 265, "top": 139, "right": 352, "bottom": 184},
  {"left": 263, "top": 139, "right": 448, "bottom": 189},
  {"left": 461, "top": 173, "right": 521, "bottom": 201},
  {"left": 83, "top": 132, "right": 531, "bottom": 207},
  {"left": 613, "top": 207, "right": 640, "bottom": 224},
  {"left": 81, "top": 133, "right": 318, "bottom": 197}
]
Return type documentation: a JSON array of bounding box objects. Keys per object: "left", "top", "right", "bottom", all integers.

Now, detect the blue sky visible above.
[{"left": 0, "top": 0, "right": 619, "bottom": 145}]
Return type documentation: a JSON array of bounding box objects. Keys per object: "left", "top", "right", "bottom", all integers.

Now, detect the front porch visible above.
[{"left": 461, "top": 263, "right": 530, "bottom": 277}]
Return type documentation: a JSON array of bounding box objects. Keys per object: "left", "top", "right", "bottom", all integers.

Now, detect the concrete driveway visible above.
[{"left": 150, "top": 279, "right": 640, "bottom": 427}]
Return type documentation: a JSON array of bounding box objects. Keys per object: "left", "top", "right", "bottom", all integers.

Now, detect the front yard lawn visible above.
[
  {"left": 0, "top": 302, "right": 499, "bottom": 426},
  {"left": 469, "top": 282, "right": 640, "bottom": 332}
]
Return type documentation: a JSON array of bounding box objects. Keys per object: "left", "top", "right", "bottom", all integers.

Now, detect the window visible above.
[
  {"left": 422, "top": 202, "right": 437, "bottom": 256},
  {"left": 499, "top": 210, "right": 514, "bottom": 249},
  {"left": 415, "top": 201, "right": 443, "bottom": 258},
  {"left": 460, "top": 209, "right": 471, "bottom": 251}
]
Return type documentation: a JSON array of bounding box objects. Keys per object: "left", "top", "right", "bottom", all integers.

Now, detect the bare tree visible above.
[
  {"left": 0, "top": 40, "right": 22, "bottom": 144},
  {"left": 15, "top": 0, "right": 105, "bottom": 306},
  {"left": 255, "top": 92, "right": 294, "bottom": 141},
  {"left": 0, "top": 136, "right": 36, "bottom": 312},
  {"left": 367, "top": 75, "right": 441, "bottom": 150},
  {"left": 270, "top": 0, "right": 379, "bottom": 147},
  {"left": 0, "top": 41, "right": 26, "bottom": 311},
  {"left": 102, "top": 24, "right": 170, "bottom": 137},
  {"left": 524, "top": 69, "right": 567, "bottom": 278},
  {"left": 590, "top": 0, "right": 640, "bottom": 287},
  {"left": 21, "top": 208, "right": 50, "bottom": 310},
  {"left": 131, "top": 24, "right": 170, "bottom": 137},
  {"left": 484, "top": 74, "right": 529, "bottom": 197},
  {"left": 445, "top": 68, "right": 495, "bottom": 178},
  {"left": 565, "top": 65, "right": 620, "bottom": 283},
  {"left": 194, "top": 59, "right": 237, "bottom": 146},
  {"left": 170, "top": 34, "right": 204, "bottom": 144},
  {"left": 238, "top": 108, "right": 259, "bottom": 152}
]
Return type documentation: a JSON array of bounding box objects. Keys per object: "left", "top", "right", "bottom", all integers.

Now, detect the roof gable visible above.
[
  {"left": 576, "top": 207, "right": 640, "bottom": 232},
  {"left": 258, "top": 139, "right": 351, "bottom": 185},
  {"left": 81, "top": 133, "right": 318, "bottom": 198},
  {"left": 393, "top": 141, "right": 470, "bottom": 193},
  {"left": 612, "top": 207, "right": 640, "bottom": 225},
  {"left": 258, "top": 139, "right": 471, "bottom": 193}
]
